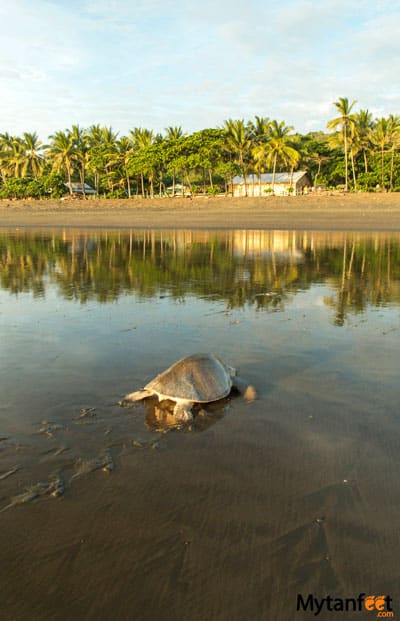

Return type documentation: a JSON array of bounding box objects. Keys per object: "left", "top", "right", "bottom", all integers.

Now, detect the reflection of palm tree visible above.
[{"left": 327, "top": 97, "right": 357, "bottom": 191}]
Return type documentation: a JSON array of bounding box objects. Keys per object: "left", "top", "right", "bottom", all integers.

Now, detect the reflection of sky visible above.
[{"left": 1, "top": 277, "right": 399, "bottom": 435}]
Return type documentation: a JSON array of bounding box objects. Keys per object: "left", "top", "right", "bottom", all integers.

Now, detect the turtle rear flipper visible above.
[{"left": 118, "top": 389, "right": 150, "bottom": 407}]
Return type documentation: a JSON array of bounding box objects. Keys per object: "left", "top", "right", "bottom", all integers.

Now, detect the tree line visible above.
[{"left": 0, "top": 97, "right": 399, "bottom": 199}]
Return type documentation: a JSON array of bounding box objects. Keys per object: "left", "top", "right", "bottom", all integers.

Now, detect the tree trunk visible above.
[
  {"left": 79, "top": 167, "right": 86, "bottom": 198},
  {"left": 271, "top": 153, "right": 277, "bottom": 193},
  {"left": 67, "top": 165, "right": 73, "bottom": 195},
  {"left": 344, "top": 124, "right": 349, "bottom": 191},
  {"left": 239, "top": 150, "right": 247, "bottom": 197},
  {"left": 390, "top": 146, "right": 395, "bottom": 191},
  {"left": 314, "top": 160, "right": 322, "bottom": 189},
  {"left": 350, "top": 151, "right": 357, "bottom": 190},
  {"left": 126, "top": 168, "right": 131, "bottom": 198}
]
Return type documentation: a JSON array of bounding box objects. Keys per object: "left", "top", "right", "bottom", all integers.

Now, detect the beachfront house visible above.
[
  {"left": 64, "top": 182, "right": 96, "bottom": 196},
  {"left": 230, "top": 171, "right": 311, "bottom": 196}
]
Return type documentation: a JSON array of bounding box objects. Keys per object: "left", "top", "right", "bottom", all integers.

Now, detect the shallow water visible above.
[{"left": 1, "top": 229, "right": 400, "bottom": 620}]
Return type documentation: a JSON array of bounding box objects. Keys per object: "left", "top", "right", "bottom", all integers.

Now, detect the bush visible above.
[
  {"left": 105, "top": 189, "right": 127, "bottom": 198},
  {"left": 0, "top": 174, "right": 65, "bottom": 199}
]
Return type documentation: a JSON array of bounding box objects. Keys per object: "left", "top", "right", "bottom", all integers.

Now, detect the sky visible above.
[{"left": 0, "top": 0, "right": 399, "bottom": 140}]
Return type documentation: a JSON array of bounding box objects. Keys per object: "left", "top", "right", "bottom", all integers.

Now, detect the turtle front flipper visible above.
[{"left": 118, "top": 389, "right": 151, "bottom": 407}]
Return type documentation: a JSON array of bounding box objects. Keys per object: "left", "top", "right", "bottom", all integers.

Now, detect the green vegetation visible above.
[{"left": 0, "top": 99, "right": 399, "bottom": 198}]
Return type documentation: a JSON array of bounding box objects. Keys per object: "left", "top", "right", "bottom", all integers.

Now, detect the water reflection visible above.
[{"left": 1, "top": 229, "right": 399, "bottom": 325}]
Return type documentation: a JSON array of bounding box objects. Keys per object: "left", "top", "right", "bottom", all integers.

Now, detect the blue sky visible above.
[{"left": 1, "top": 0, "right": 399, "bottom": 140}]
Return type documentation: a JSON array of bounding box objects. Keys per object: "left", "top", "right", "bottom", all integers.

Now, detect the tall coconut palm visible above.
[
  {"left": 373, "top": 117, "right": 389, "bottom": 189},
  {"left": 164, "top": 126, "right": 185, "bottom": 195},
  {"left": 114, "top": 136, "right": 134, "bottom": 198},
  {"left": 129, "top": 127, "right": 154, "bottom": 197},
  {"left": 48, "top": 130, "right": 74, "bottom": 193},
  {"left": 86, "top": 125, "right": 118, "bottom": 193},
  {"left": 0, "top": 133, "right": 24, "bottom": 179},
  {"left": 327, "top": 97, "right": 357, "bottom": 191},
  {"left": 247, "top": 116, "right": 270, "bottom": 145},
  {"left": 0, "top": 133, "right": 15, "bottom": 181},
  {"left": 69, "top": 125, "right": 89, "bottom": 196},
  {"left": 13, "top": 132, "right": 45, "bottom": 179},
  {"left": 165, "top": 126, "right": 184, "bottom": 141},
  {"left": 353, "top": 109, "right": 374, "bottom": 173},
  {"left": 265, "top": 120, "right": 300, "bottom": 191},
  {"left": 223, "top": 119, "right": 251, "bottom": 196},
  {"left": 387, "top": 115, "right": 400, "bottom": 191}
]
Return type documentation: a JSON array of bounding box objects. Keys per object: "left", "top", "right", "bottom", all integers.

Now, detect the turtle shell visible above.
[{"left": 145, "top": 353, "right": 233, "bottom": 403}]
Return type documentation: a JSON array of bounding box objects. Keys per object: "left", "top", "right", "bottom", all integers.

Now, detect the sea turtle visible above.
[{"left": 119, "top": 353, "right": 256, "bottom": 421}]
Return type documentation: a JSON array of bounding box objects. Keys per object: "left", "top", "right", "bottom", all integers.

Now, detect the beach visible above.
[
  {"left": 1, "top": 199, "right": 400, "bottom": 621},
  {"left": 0, "top": 192, "right": 400, "bottom": 231}
]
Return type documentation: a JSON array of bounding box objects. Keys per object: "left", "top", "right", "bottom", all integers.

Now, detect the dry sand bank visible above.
[{"left": 0, "top": 193, "right": 399, "bottom": 231}]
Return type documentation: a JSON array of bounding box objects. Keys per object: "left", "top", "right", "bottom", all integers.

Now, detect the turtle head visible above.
[{"left": 226, "top": 364, "right": 237, "bottom": 378}]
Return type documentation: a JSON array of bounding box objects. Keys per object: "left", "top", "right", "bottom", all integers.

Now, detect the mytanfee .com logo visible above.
[{"left": 296, "top": 593, "right": 395, "bottom": 617}]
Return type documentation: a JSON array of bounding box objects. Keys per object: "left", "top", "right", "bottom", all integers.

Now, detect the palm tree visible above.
[
  {"left": 69, "top": 125, "right": 89, "bottom": 196},
  {"left": 223, "top": 119, "right": 251, "bottom": 196},
  {"left": 47, "top": 130, "right": 75, "bottom": 193},
  {"left": 327, "top": 97, "right": 357, "bottom": 191},
  {"left": 247, "top": 116, "right": 270, "bottom": 144},
  {"left": 13, "top": 132, "right": 45, "bottom": 179},
  {"left": 114, "top": 136, "right": 134, "bottom": 198},
  {"left": 248, "top": 117, "right": 271, "bottom": 195},
  {"left": 130, "top": 127, "right": 154, "bottom": 197},
  {"left": 265, "top": 120, "right": 300, "bottom": 191},
  {"left": 353, "top": 109, "right": 374, "bottom": 173},
  {"left": 86, "top": 125, "right": 118, "bottom": 194},
  {"left": 164, "top": 126, "right": 185, "bottom": 195},
  {"left": 373, "top": 117, "right": 389, "bottom": 189},
  {"left": 387, "top": 115, "right": 400, "bottom": 191},
  {"left": 165, "top": 126, "right": 183, "bottom": 141},
  {"left": 0, "top": 133, "right": 15, "bottom": 181}
]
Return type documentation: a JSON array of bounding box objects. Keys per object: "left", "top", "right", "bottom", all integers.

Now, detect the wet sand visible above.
[
  {"left": 2, "top": 384, "right": 400, "bottom": 621},
  {"left": 1, "top": 192, "right": 400, "bottom": 231},
  {"left": 1, "top": 208, "right": 400, "bottom": 620}
]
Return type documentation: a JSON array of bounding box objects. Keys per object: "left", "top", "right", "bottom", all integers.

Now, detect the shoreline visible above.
[{"left": 0, "top": 193, "right": 400, "bottom": 231}]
